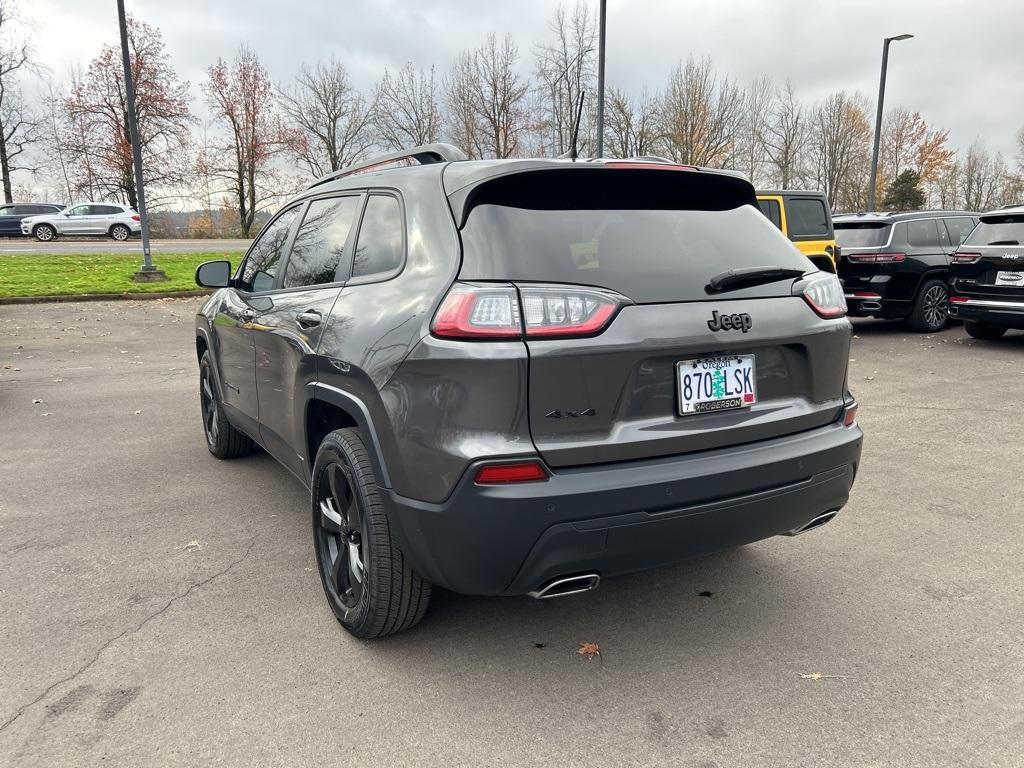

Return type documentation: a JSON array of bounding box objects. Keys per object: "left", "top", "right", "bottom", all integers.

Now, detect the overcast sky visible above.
[{"left": 26, "top": 0, "right": 1024, "bottom": 160}]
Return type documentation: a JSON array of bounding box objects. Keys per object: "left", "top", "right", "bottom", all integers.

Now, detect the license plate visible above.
[
  {"left": 995, "top": 271, "right": 1024, "bottom": 287},
  {"left": 676, "top": 355, "right": 757, "bottom": 416}
]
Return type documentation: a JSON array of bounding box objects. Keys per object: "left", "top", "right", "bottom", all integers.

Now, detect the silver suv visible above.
[
  {"left": 21, "top": 202, "right": 142, "bottom": 242},
  {"left": 193, "top": 145, "right": 863, "bottom": 638}
]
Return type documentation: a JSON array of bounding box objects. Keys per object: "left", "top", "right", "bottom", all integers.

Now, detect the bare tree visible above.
[
  {"left": 658, "top": 56, "right": 744, "bottom": 167},
  {"left": 808, "top": 91, "right": 871, "bottom": 210},
  {"left": 63, "top": 16, "right": 193, "bottom": 208},
  {"left": 961, "top": 141, "right": 1010, "bottom": 211},
  {"left": 737, "top": 74, "right": 774, "bottom": 185},
  {"left": 373, "top": 63, "right": 441, "bottom": 150},
  {"left": 532, "top": 1, "right": 597, "bottom": 156},
  {"left": 444, "top": 34, "right": 529, "bottom": 159},
  {"left": 203, "top": 46, "right": 290, "bottom": 237},
  {"left": 277, "top": 57, "right": 375, "bottom": 178},
  {"left": 762, "top": 79, "right": 806, "bottom": 189},
  {"left": 879, "top": 106, "right": 953, "bottom": 195},
  {"left": 603, "top": 86, "right": 659, "bottom": 158},
  {"left": 0, "top": 1, "right": 41, "bottom": 202}
]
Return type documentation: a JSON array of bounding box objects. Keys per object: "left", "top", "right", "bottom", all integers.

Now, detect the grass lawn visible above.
[{"left": 0, "top": 252, "right": 244, "bottom": 298}]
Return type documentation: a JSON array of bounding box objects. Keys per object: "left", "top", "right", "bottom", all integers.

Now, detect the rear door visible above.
[
  {"left": 250, "top": 193, "right": 363, "bottom": 477},
  {"left": 0, "top": 205, "right": 20, "bottom": 235},
  {"left": 455, "top": 168, "right": 850, "bottom": 468},
  {"left": 954, "top": 213, "right": 1024, "bottom": 301}
]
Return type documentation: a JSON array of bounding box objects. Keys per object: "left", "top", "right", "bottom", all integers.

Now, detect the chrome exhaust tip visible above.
[
  {"left": 858, "top": 301, "right": 882, "bottom": 312},
  {"left": 784, "top": 509, "right": 839, "bottom": 536},
  {"left": 528, "top": 573, "right": 601, "bottom": 599}
]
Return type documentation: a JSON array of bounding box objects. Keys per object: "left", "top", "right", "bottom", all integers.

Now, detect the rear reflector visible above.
[
  {"left": 474, "top": 461, "right": 548, "bottom": 484},
  {"left": 846, "top": 252, "right": 906, "bottom": 263},
  {"left": 949, "top": 295, "right": 968, "bottom": 304},
  {"left": 800, "top": 273, "right": 847, "bottom": 319},
  {"left": 432, "top": 282, "right": 626, "bottom": 340},
  {"left": 843, "top": 403, "right": 858, "bottom": 427}
]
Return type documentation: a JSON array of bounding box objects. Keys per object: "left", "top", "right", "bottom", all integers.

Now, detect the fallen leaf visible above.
[
  {"left": 577, "top": 642, "right": 601, "bottom": 660},
  {"left": 184, "top": 540, "right": 202, "bottom": 553},
  {"left": 134, "top": 410, "right": 141, "bottom": 415},
  {"left": 864, "top": 376, "right": 874, "bottom": 381},
  {"left": 799, "top": 672, "right": 848, "bottom": 680},
  {"left": 32, "top": 398, "right": 41, "bottom": 404}
]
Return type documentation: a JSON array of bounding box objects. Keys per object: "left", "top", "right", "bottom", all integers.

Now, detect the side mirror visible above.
[{"left": 195, "top": 260, "right": 232, "bottom": 288}]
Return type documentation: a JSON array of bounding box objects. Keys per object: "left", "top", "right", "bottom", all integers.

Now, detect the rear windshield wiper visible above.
[{"left": 706, "top": 266, "right": 807, "bottom": 294}]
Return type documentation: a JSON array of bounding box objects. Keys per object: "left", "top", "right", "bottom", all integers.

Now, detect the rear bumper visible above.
[
  {"left": 383, "top": 421, "right": 863, "bottom": 596},
  {"left": 948, "top": 296, "right": 1024, "bottom": 329}
]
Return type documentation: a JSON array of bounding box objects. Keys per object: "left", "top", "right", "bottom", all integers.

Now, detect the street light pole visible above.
[
  {"left": 117, "top": 0, "right": 166, "bottom": 282},
  {"left": 867, "top": 33, "right": 913, "bottom": 211},
  {"left": 595, "top": 0, "right": 607, "bottom": 157}
]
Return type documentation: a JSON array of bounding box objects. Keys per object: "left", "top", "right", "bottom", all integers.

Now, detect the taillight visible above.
[
  {"left": 845, "top": 252, "right": 906, "bottom": 263},
  {"left": 431, "top": 282, "right": 626, "bottom": 340},
  {"left": 131, "top": 214, "right": 141, "bottom": 221},
  {"left": 474, "top": 461, "right": 548, "bottom": 484},
  {"left": 951, "top": 252, "right": 981, "bottom": 264},
  {"left": 800, "top": 273, "right": 847, "bottom": 318},
  {"left": 949, "top": 295, "right": 969, "bottom": 304}
]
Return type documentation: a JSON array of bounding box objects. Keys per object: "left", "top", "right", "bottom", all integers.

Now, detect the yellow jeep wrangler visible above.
[{"left": 756, "top": 190, "right": 837, "bottom": 273}]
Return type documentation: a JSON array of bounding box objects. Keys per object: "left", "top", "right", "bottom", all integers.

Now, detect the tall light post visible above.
[
  {"left": 595, "top": 0, "right": 607, "bottom": 157},
  {"left": 117, "top": 0, "right": 166, "bottom": 282},
  {"left": 867, "top": 33, "right": 913, "bottom": 211}
]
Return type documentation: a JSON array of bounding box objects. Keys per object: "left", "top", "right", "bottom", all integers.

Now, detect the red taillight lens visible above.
[
  {"left": 842, "top": 403, "right": 858, "bottom": 427},
  {"left": 846, "top": 252, "right": 906, "bottom": 263},
  {"left": 949, "top": 295, "right": 969, "bottom": 304},
  {"left": 474, "top": 461, "right": 548, "bottom": 484},
  {"left": 431, "top": 284, "right": 522, "bottom": 339},
  {"left": 800, "top": 273, "right": 847, "bottom": 319},
  {"left": 951, "top": 252, "right": 981, "bottom": 264},
  {"left": 431, "top": 282, "right": 625, "bottom": 340},
  {"left": 131, "top": 214, "right": 141, "bottom": 221}
]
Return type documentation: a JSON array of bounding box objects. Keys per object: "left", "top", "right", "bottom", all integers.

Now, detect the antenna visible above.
[{"left": 569, "top": 90, "right": 586, "bottom": 161}]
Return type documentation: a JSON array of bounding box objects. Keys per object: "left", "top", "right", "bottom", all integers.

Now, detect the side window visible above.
[
  {"left": 96, "top": 205, "right": 123, "bottom": 215},
  {"left": 240, "top": 206, "right": 301, "bottom": 292},
  {"left": 0, "top": 205, "right": 14, "bottom": 215},
  {"left": 944, "top": 217, "right": 976, "bottom": 246},
  {"left": 905, "top": 218, "right": 941, "bottom": 248},
  {"left": 67, "top": 205, "right": 90, "bottom": 216},
  {"left": 352, "top": 195, "right": 404, "bottom": 279},
  {"left": 757, "top": 199, "right": 782, "bottom": 231},
  {"left": 786, "top": 198, "right": 829, "bottom": 238},
  {"left": 283, "top": 196, "right": 362, "bottom": 288}
]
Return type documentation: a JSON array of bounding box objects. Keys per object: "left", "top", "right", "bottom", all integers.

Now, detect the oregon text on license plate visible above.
[
  {"left": 995, "top": 271, "right": 1024, "bottom": 287},
  {"left": 676, "top": 355, "right": 757, "bottom": 416}
]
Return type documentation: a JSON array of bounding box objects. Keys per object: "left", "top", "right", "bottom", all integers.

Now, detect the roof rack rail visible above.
[{"left": 308, "top": 143, "right": 468, "bottom": 189}]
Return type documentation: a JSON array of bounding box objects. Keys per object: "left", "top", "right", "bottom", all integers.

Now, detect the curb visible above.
[{"left": 0, "top": 289, "right": 213, "bottom": 305}]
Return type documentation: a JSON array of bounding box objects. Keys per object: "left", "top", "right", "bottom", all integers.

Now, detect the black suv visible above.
[
  {"left": 948, "top": 205, "right": 1024, "bottom": 338},
  {"left": 835, "top": 210, "right": 979, "bottom": 332},
  {"left": 194, "top": 145, "right": 863, "bottom": 637}
]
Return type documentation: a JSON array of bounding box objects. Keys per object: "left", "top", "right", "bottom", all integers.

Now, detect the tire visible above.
[
  {"left": 906, "top": 278, "right": 949, "bottom": 333},
  {"left": 199, "top": 350, "right": 255, "bottom": 458},
  {"left": 964, "top": 320, "right": 1007, "bottom": 340},
  {"left": 312, "top": 427, "right": 431, "bottom": 638},
  {"left": 33, "top": 224, "right": 56, "bottom": 242},
  {"left": 110, "top": 224, "right": 131, "bottom": 241}
]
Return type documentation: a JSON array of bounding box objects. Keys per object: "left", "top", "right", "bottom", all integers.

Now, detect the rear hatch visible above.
[
  {"left": 450, "top": 166, "right": 851, "bottom": 468},
  {"left": 835, "top": 219, "right": 896, "bottom": 292},
  {"left": 952, "top": 213, "right": 1024, "bottom": 301}
]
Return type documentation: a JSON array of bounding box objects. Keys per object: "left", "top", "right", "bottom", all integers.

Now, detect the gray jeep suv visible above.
[{"left": 194, "top": 145, "right": 863, "bottom": 637}]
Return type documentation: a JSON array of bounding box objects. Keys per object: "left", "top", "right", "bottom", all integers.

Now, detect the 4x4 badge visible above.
[{"left": 707, "top": 310, "right": 753, "bottom": 333}]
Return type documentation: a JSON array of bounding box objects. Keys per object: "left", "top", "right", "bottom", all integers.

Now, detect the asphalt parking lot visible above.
[
  {"left": 1, "top": 299, "right": 1022, "bottom": 767},
  {"left": 0, "top": 238, "right": 249, "bottom": 255}
]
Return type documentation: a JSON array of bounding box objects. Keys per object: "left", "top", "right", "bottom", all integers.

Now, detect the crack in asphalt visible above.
[{"left": 0, "top": 536, "right": 257, "bottom": 736}]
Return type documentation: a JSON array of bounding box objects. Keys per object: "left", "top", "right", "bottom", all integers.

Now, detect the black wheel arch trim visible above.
[{"left": 305, "top": 382, "right": 393, "bottom": 489}]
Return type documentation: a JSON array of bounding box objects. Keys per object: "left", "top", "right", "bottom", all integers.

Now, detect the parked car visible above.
[
  {"left": 757, "top": 190, "right": 838, "bottom": 273},
  {"left": 948, "top": 204, "right": 1024, "bottom": 338},
  {"left": 835, "top": 210, "right": 979, "bottom": 332},
  {"left": 20, "top": 202, "right": 141, "bottom": 242},
  {"left": 193, "top": 145, "right": 863, "bottom": 638},
  {"left": 0, "top": 203, "right": 65, "bottom": 237}
]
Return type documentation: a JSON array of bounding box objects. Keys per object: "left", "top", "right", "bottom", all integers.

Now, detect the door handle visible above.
[{"left": 296, "top": 310, "right": 322, "bottom": 329}]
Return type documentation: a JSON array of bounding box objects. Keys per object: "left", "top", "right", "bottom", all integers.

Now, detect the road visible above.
[
  {"left": 0, "top": 238, "right": 249, "bottom": 254},
  {"left": 1, "top": 301, "right": 1022, "bottom": 767}
]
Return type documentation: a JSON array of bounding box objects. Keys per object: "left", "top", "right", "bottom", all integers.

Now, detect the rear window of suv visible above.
[
  {"left": 835, "top": 222, "right": 890, "bottom": 248},
  {"left": 459, "top": 203, "right": 810, "bottom": 304},
  {"left": 964, "top": 214, "right": 1024, "bottom": 246}
]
